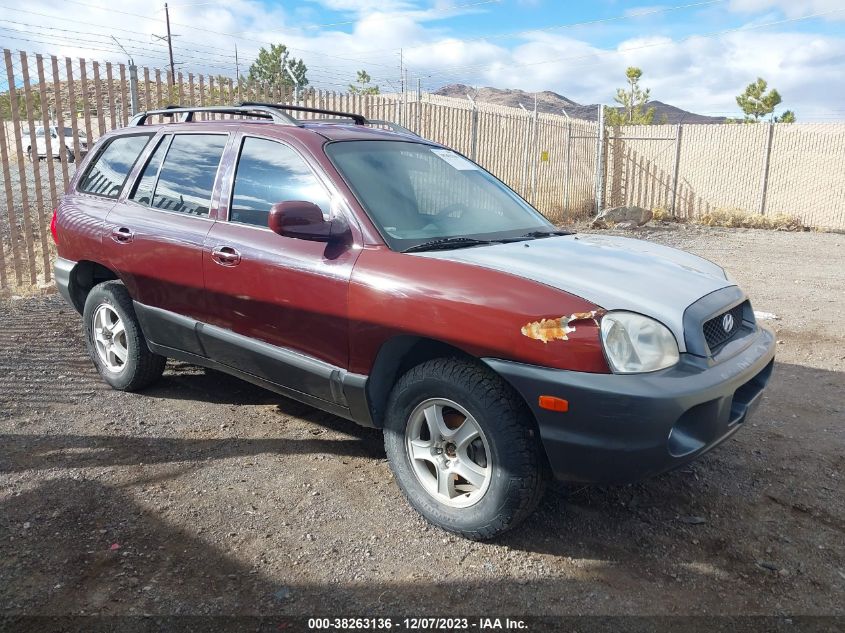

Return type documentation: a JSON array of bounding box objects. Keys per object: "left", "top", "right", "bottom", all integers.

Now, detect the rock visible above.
[
  {"left": 614, "top": 221, "right": 639, "bottom": 230},
  {"left": 756, "top": 560, "right": 780, "bottom": 572},
  {"left": 593, "top": 205, "right": 653, "bottom": 227},
  {"left": 273, "top": 587, "right": 291, "bottom": 602},
  {"left": 678, "top": 516, "right": 707, "bottom": 525}
]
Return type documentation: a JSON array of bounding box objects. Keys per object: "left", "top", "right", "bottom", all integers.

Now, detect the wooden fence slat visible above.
[
  {"left": 51, "top": 56, "right": 70, "bottom": 190},
  {"left": 155, "top": 69, "right": 163, "bottom": 109},
  {"left": 35, "top": 54, "right": 59, "bottom": 214},
  {"left": 118, "top": 63, "right": 128, "bottom": 126},
  {"left": 20, "top": 52, "right": 52, "bottom": 283},
  {"left": 105, "top": 62, "right": 116, "bottom": 130},
  {"left": 65, "top": 57, "right": 82, "bottom": 164},
  {"left": 4, "top": 49, "right": 38, "bottom": 284},
  {"left": 92, "top": 61, "right": 106, "bottom": 137},
  {"left": 0, "top": 112, "right": 20, "bottom": 286},
  {"left": 198, "top": 75, "right": 205, "bottom": 120},
  {"left": 78, "top": 59, "right": 95, "bottom": 149},
  {"left": 143, "top": 67, "right": 151, "bottom": 113}
]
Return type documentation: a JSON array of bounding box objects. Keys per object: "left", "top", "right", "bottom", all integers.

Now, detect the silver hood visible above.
[{"left": 415, "top": 234, "right": 735, "bottom": 352}]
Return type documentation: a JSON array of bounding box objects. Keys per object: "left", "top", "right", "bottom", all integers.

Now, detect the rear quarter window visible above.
[{"left": 77, "top": 134, "right": 152, "bottom": 199}]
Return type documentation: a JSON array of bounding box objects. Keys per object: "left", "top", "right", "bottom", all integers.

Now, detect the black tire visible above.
[
  {"left": 83, "top": 281, "right": 166, "bottom": 391},
  {"left": 384, "top": 358, "right": 546, "bottom": 540}
]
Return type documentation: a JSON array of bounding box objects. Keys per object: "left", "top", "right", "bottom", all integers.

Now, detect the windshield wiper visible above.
[
  {"left": 403, "top": 237, "right": 493, "bottom": 253},
  {"left": 521, "top": 229, "right": 574, "bottom": 238}
]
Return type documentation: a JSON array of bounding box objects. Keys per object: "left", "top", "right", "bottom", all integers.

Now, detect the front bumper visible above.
[{"left": 484, "top": 325, "right": 776, "bottom": 484}]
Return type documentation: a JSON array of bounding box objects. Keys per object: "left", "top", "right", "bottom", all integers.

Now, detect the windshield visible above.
[{"left": 326, "top": 140, "right": 553, "bottom": 251}]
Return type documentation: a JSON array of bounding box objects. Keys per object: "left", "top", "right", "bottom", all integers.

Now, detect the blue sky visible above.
[{"left": 3, "top": 0, "right": 844, "bottom": 120}]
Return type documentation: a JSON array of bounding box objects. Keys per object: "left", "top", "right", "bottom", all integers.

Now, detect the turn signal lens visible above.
[{"left": 539, "top": 396, "right": 569, "bottom": 412}]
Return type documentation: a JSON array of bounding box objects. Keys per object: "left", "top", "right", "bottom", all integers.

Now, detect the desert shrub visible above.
[{"left": 696, "top": 208, "right": 805, "bottom": 231}]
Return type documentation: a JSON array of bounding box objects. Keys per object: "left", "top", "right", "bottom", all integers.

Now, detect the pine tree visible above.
[
  {"left": 604, "top": 67, "right": 655, "bottom": 125},
  {"left": 349, "top": 70, "right": 379, "bottom": 95},
  {"left": 247, "top": 44, "right": 308, "bottom": 90}
]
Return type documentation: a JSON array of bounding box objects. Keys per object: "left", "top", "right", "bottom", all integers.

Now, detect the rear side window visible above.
[
  {"left": 150, "top": 134, "right": 228, "bottom": 216},
  {"left": 130, "top": 135, "right": 170, "bottom": 206},
  {"left": 229, "top": 136, "right": 331, "bottom": 227},
  {"left": 78, "top": 134, "right": 152, "bottom": 199}
]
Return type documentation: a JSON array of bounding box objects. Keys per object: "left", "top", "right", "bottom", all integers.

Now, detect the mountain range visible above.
[{"left": 434, "top": 84, "right": 727, "bottom": 124}]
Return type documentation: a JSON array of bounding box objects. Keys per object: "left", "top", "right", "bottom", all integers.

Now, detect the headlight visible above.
[{"left": 600, "top": 312, "right": 679, "bottom": 373}]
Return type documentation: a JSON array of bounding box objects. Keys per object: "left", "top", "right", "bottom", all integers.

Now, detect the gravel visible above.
[{"left": 0, "top": 224, "right": 843, "bottom": 616}]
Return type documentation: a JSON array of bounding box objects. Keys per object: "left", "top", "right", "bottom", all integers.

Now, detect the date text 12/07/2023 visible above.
[{"left": 307, "top": 617, "right": 529, "bottom": 630}]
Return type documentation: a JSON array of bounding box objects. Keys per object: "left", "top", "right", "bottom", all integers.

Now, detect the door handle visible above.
[
  {"left": 211, "top": 246, "right": 242, "bottom": 266},
  {"left": 111, "top": 227, "right": 134, "bottom": 243}
]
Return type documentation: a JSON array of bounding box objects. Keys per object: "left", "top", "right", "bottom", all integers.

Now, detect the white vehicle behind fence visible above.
[{"left": 26, "top": 125, "right": 88, "bottom": 162}]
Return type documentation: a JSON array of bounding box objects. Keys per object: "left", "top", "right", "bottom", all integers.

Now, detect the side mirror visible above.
[{"left": 268, "top": 201, "right": 349, "bottom": 243}]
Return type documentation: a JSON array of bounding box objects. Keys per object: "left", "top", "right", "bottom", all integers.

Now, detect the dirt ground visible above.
[{"left": 0, "top": 225, "right": 843, "bottom": 618}]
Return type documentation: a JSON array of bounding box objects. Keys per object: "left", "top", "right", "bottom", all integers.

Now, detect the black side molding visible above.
[{"left": 133, "top": 301, "right": 376, "bottom": 427}]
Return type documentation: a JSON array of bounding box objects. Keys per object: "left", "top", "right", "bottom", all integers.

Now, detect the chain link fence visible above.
[{"left": 2, "top": 47, "right": 844, "bottom": 293}]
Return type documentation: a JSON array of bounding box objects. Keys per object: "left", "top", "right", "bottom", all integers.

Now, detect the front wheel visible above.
[
  {"left": 83, "top": 281, "right": 165, "bottom": 391},
  {"left": 384, "top": 358, "right": 546, "bottom": 540}
]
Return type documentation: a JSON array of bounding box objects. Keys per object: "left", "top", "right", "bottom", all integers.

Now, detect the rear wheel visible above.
[
  {"left": 83, "top": 281, "right": 165, "bottom": 391},
  {"left": 384, "top": 358, "right": 545, "bottom": 540}
]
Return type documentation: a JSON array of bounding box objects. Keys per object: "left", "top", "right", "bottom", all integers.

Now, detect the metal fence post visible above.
[
  {"left": 563, "top": 119, "right": 572, "bottom": 213},
  {"left": 670, "top": 123, "right": 683, "bottom": 214},
  {"left": 594, "top": 105, "right": 605, "bottom": 214},
  {"left": 467, "top": 93, "right": 478, "bottom": 161},
  {"left": 530, "top": 95, "right": 539, "bottom": 204},
  {"left": 519, "top": 103, "right": 530, "bottom": 197},
  {"left": 128, "top": 62, "right": 139, "bottom": 115},
  {"left": 759, "top": 122, "right": 775, "bottom": 215},
  {"left": 416, "top": 78, "right": 422, "bottom": 135}
]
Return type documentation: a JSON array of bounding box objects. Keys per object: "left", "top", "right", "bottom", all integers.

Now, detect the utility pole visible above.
[
  {"left": 234, "top": 44, "right": 240, "bottom": 102},
  {"left": 153, "top": 4, "right": 177, "bottom": 86},
  {"left": 164, "top": 3, "right": 175, "bottom": 86}
]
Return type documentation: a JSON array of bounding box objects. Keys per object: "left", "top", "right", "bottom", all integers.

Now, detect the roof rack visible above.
[
  {"left": 239, "top": 101, "right": 367, "bottom": 125},
  {"left": 128, "top": 105, "right": 299, "bottom": 127}
]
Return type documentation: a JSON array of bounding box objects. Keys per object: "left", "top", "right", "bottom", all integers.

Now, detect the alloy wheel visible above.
[
  {"left": 405, "top": 398, "right": 492, "bottom": 508},
  {"left": 92, "top": 304, "right": 128, "bottom": 373}
]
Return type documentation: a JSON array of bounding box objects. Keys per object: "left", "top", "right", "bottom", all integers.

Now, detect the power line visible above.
[{"left": 0, "top": 4, "right": 400, "bottom": 70}]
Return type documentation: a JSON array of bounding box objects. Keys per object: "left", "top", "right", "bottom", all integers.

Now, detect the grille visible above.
[{"left": 703, "top": 303, "right": 745, "bottom": 351}]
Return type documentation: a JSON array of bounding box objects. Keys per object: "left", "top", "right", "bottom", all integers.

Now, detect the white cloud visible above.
[
  {"left": 728, "top": 0, "right": 845, "bottom": 20},
  {"left": 3, "top": 0, "right": 843, "bottom": 121}
]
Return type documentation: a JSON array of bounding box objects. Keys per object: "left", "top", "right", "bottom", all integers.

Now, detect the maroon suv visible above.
[{"left": 53, "top": 103, "right": 776, "bottom": 539}]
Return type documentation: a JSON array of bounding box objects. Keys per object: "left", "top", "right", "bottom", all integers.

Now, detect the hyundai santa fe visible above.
[{"left": 52, "top": 103, "right": 776, "bottom": 539}]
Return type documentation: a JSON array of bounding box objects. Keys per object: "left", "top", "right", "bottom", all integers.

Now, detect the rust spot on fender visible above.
[{"left": 521, "top": 311, "right": 602, "bottom": 344}]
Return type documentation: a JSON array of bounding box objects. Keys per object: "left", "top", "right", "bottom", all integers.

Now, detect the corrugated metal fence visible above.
[{"left": 2, "top": 48, "right": 844, "bottom": 293}]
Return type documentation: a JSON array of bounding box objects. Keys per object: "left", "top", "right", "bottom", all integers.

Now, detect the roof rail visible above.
[
  {"left": 128, "top": 105, "right": 299, "bottom": 127},
  {"left": 239, "top": 101, "right": 367, "bottom": 125},
  {"left": 366, "top": 119, "right": 418, "bottom": 136}
]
